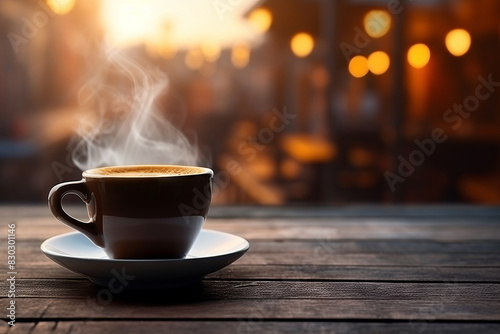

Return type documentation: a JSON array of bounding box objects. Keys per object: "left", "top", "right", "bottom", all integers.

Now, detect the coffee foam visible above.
[{"left": 85, "top": 165, "right": 206, "bottom": 177}]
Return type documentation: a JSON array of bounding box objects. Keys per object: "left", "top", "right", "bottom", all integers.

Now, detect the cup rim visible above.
[{"left": 82, "top": 164, "right": 214, "bottom": 179}]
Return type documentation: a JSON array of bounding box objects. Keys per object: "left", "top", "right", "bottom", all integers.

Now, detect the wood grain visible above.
[
  {"left": 1, "top": 205, "right": 499, "bottom": 332},
  {"left": 13, "top": 263, "right": 500, "bottom": 282},
  {"left": 3, "top": 279, "right": 499, "bottom": 301},
  {"left": 11, "top": 252, "right": 500, "bottom": 267},
  {"left": 9, "top": 298, "right": 500, "bottom": 321},
  {"left": 12, "top": 239, "right": 500, "bottom": 270},
  {"left": 5, "top": 321, "right": 500, "bottom": 334},
  {"left": 17, "top": 239, "right": 500, "bottom": 254}
]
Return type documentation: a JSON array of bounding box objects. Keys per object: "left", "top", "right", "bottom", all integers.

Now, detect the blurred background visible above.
[{"left": 0, "top": 0, "right": 499, "bottom": 205}]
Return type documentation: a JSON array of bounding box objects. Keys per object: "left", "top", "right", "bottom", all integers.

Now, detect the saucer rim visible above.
[{"left": 40, "top": 229, "right": 250, "bottom": 262}]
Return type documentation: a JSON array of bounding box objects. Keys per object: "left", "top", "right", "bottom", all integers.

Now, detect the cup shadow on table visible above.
[{"left": 83, "top": 280, "right": 233, "bottom": 305}]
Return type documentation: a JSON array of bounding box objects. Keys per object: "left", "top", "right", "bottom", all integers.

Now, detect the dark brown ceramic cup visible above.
[{"left": 48, "top": 165, "right": 213, "bottom": 259}]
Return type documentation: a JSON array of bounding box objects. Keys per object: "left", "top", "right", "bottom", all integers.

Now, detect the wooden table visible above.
[{"left": 1, "top": 205, "right": 500, "bottom": 333}]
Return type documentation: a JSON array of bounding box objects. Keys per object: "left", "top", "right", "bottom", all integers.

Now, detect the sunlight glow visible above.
[
  {"left": 101, "top": 0, "right": 261, "bottom": 49},
  {"left": 46, "top": 0, "right": 75, "bottom": 15}
]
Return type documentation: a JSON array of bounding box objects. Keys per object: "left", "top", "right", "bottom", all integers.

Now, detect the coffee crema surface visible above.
[{"left": 84, "top": 165, "right": 207, "bottom": 177}]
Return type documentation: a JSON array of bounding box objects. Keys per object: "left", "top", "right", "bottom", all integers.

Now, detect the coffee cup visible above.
[{"left": 48, "top": 165, "right": 213, "bottom": 259}]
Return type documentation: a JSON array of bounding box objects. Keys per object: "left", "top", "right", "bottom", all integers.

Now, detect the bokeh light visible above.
[
  {"left": 407, "top": 43, "right": 431, "bottom": 69},
  {"left": 368, "top": 51, "right": 390, "bottom": 75},
  {"left": 445, "top": 29, "right": 471, "bottom": 57},
  {"left": 231, "top": 42, "right": 251, "bottom": 69},
  {"left": 348, "top": 55, "right": 369, "bottom": 78},
  {"left": 185, "top": 49, "right": 204, "bottom": 70},
  {"left": 248, "top": 8, "right": 272, "bottom": 33},
  {"left": 364, "top": 10, "right": 391, "bottom": 38},
  {"left": 201, "top": 41, "right": 221, "bottom": 62},
  {"left": 46, "top": 0, "right": 76, "bottom": 15},
  {"left": 290, "top": 33, "right": 314, "bottom": 58}
]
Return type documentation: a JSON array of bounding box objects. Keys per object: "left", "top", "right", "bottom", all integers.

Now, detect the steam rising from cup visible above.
[{"left": 72, "top": 47, "right": 199, "bottom": 170}]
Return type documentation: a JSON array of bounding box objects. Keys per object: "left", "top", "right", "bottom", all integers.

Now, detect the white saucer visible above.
[{"left": 41, "top": 230, "right": 249, "bottom": 289}]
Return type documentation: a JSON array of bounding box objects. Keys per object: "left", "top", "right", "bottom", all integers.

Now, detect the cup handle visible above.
[{"left": 48, "top": 179, "right": 103, "bottom": 247}]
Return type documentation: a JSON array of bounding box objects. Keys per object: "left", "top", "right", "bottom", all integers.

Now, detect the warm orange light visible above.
[
  {"left": 407, "top": 43, "right": 430, "bottom": 69},
  {"left": 348, "top": 55, "right": 369, "bottom": 78},
  {"left": 290, "top": 33, "right": 314, "bottom": 58},
  {"left": 46, "top": 0, "right": 75, "bottom": 15},
  {"left": 146, "top": 26, "right": 177, "bottom": 59},
  {"left": 101, "top": 1, "right": 263, "bottom": 50},
  {"left": 201, "top": 41, "right": 221, "bottom": 62},
  {"left": 103, "top": 1, "right": 155, "bottom": 47},
  {"left": 445, "top": 29, "right": 471, "bottom": 57},
  {"left": 185, "top": 49, "right": 204, "bottom": 70},
  {"left": 231, "top": 42, "right": 251, "bottom": 69},
  {"left": 368, "top": 51, "right": 390, "bottom": 75},
  {"left": 158, "top": 44, "right": 177, "bottom": 59},
  {"left": 248, "top": 8, "right": 272, "bottom": 33},
  {"left": 281, "top": 135, "right": 336, "bottom": 164},
  {"left": 364, "top": 10, "right": 391, "bottom": 38},
  {"left": 146, "top": 42, "right": 177, "bottom": 59}
]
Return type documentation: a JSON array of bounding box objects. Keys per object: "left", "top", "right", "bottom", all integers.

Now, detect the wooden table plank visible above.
[
  {"left": 17, "top": 239, "right": 500, "bottom": 254},
  {"left": 10, "top": 298, "right": 500, "bottom": 321},
  {"left": 3, "top": 321, "right": 499, "bottom": 334},
  {"left": 2, "top": 205, "right": 499, "bottom": 332},
  {"left": 7, "top": 216, "right": 500, "bottom": 241},
  {"left": 11, "top": 238, "right": 500, "bottom": 282},
  {"left": 14, "top": 240, "right": 500, "bottom": 268},
  {"left": 0, "top": 321, "right": 8, "bottom": 334},
  {"left": 13, "top": 263, "right": 500, "bottom": 282},
  {"left": 4, "top": 221, "right": 500, "bottom": 242},
  {"left": 7, "top": 321, "right": 497, "bottom": 334},
  {"left": 12, "top": 251, "right": 500, "bottom": 267},
  {"left": 4, "top": 280, "right": 500, "bottom": 301}
]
